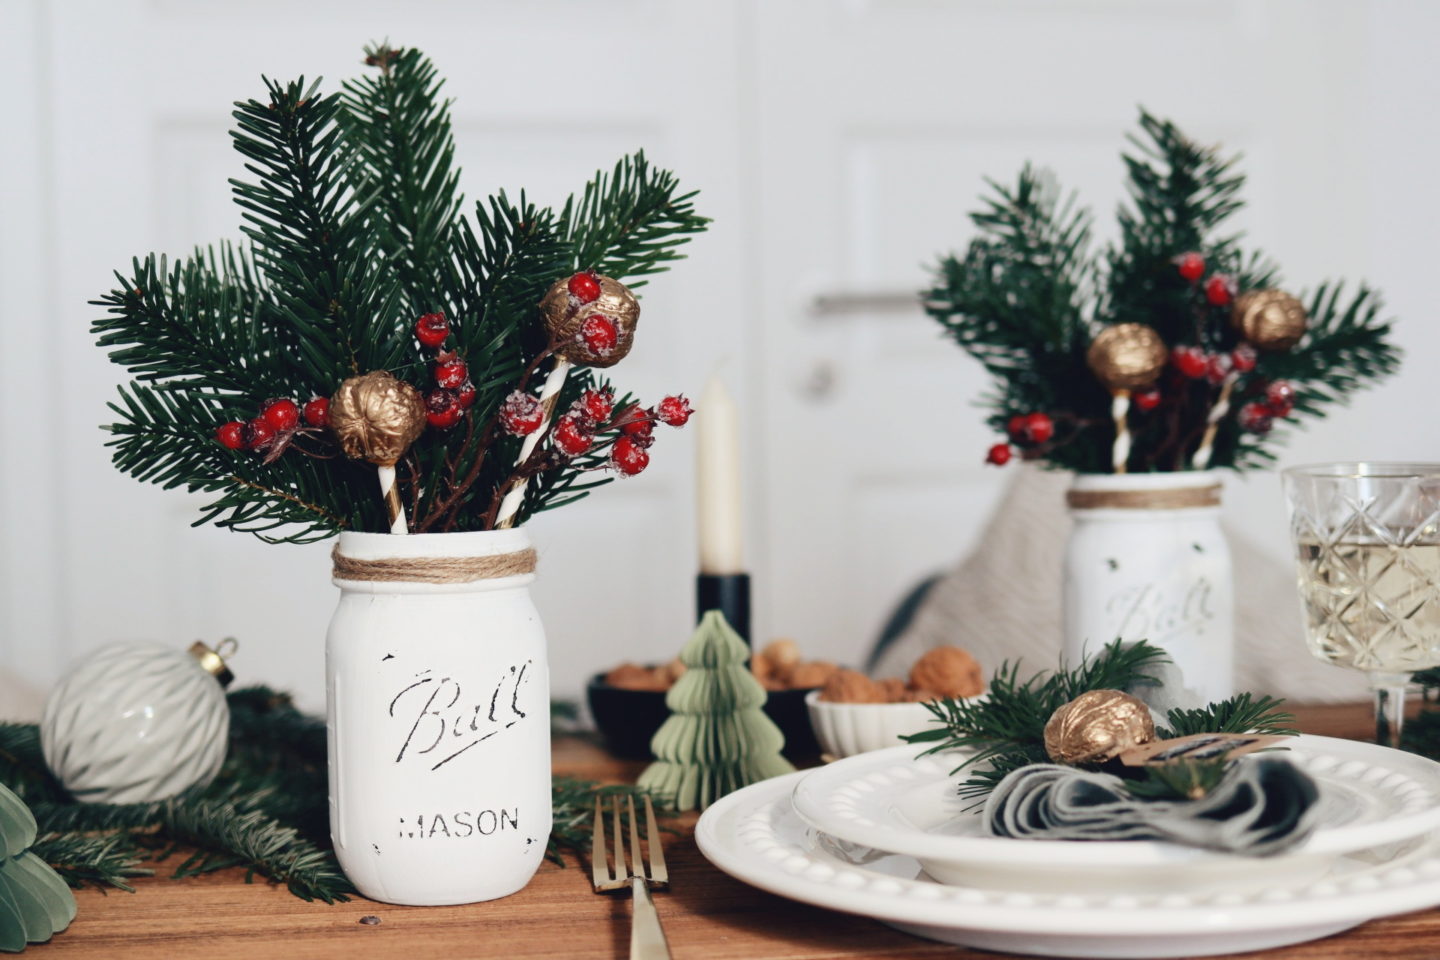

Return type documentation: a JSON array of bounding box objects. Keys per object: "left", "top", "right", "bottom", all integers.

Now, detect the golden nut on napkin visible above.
[{"left": 1043, "top": 689, "right": 1156, "bottom": 765}]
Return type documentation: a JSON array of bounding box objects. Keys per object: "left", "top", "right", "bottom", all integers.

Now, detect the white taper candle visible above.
[{"left": 696, "top": 374, "right": 743, "bottom": 574}]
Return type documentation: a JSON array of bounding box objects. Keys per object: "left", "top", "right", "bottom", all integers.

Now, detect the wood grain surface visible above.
[{"left": 30, "top": 702, "right": 1440, "bottom": 960}]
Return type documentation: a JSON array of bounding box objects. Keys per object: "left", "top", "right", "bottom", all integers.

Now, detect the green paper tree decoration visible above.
[
  {"left": 638, "top": 611, "right": 795, "bottom": 811},
  {"left": 0, "top": 783, "right": 75, "bottom": 953}
]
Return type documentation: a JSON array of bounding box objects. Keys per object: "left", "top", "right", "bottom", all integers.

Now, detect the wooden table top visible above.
[{"left": 32, "top": 702, "right": 1440, "bottom": 960}]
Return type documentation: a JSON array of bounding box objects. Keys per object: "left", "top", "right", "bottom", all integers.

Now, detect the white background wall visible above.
[{"left": 1, "top": 0, "right": 1437, "bottom": 712}]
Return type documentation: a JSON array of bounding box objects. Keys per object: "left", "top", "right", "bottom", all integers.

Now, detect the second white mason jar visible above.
[
  {"left": 327, "top": 528, "right": 551, "bottom": 905},
  {"left": 1062, "top": 470, "right": 1234, "bottom": 709}
]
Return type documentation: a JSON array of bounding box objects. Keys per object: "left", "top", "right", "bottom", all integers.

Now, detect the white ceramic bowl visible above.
[{"left": 805, "top": 689, "right": 948, "bottom": 758}]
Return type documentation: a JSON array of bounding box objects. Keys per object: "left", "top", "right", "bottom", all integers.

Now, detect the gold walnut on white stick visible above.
[{"left": 495, "top": 273, "right": 640, "bottom": 530}]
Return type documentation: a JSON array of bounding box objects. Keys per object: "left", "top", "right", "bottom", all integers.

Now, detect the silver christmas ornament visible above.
[{"left": 41, "top": 640, "right": 235, "bottom": 804}]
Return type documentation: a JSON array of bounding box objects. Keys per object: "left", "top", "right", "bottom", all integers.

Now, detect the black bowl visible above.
[{"left": 586, "top": 671, "right": 821, "bottom": 761}]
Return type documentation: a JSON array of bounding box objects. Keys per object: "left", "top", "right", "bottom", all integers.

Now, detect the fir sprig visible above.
[{"left": 1158, "top": 693, "right": 1295, "bottom": 739}]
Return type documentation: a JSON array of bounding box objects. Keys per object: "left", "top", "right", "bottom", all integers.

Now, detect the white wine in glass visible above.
[{"left": 1283, "top": 463, "right": 1440, "bottom": 747}]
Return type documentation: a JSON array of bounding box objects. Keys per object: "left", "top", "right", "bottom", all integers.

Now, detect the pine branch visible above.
[
  {"left": 151, "top": 799, "right": 352, "bottom": 902},
  {"left": 29, "top": 833, "right": 152, "bottom": 892},
  {"left": 561, "top": 152, "right": 709, "bottom": 286},
  {"left": 1106, "top": 110, "right": 1247, "bottom": 343},
  {"left": 927, "top": 166, "right": 1111, "bottom": 473},
  {"left": 0, "top": 724, "right": 65, "bottom": 806},
  {"left": 1122, "top": 759, "right": 1231, "bottom": 801},
  {"left": 1157, "top": 693, "right": 1296, "bottom": 739},
  {"left": 338, "top": 44, "right": 463, "bottom": 319}
]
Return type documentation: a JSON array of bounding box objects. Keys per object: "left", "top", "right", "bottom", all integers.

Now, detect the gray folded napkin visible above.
[{"left": 982, "top": 757, "right": 1320, "bottom": 856}]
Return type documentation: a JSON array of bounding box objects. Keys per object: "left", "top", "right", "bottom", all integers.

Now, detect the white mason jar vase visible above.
[
  {"left": 327, "top": 529, "right": 551, "bottom": 905},
  {"left": 1062, "top": 471, "right": 1233, "bottom": 709}
]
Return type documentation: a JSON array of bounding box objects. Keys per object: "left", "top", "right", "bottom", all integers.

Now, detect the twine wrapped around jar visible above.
[{"left": 331, "top": 546, "right": 537, "bottom": 584}]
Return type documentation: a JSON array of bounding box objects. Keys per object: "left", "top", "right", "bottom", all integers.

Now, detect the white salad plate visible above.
[
  {"left": 789, "top": 736, "right": 1440, "bottom": 893},
  {"left": 695, "top": 770, "right": 1440, "bottom": 959}
]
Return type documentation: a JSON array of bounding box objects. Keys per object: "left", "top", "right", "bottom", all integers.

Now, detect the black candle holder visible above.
[{"left": 696, "top": 572, "right": 750, "bottom": 645}]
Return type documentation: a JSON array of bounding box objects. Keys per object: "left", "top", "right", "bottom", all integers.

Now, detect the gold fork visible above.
[{"left": 592, "top": 794, "right": 672, "bottom": 960}]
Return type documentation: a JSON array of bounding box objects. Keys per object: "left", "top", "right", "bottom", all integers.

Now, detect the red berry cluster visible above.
[
  {"left": 215, "top": 396, "right": 326, "bottom": 455},
  {"left": 1238, "top": 381, "right": 1297, "bottom": 434},
  {"left": 411, "top": 312, "right": 476, "bottom": 429},
  {"left": 1174, "top": 251, "right": 1236, "bottom": 307},
  {"left": 549, "top": 391, "right": 693, "bottom": 476},
  {"left": 1170, "top": 345, "right": 1256, "bottom": 385},
  {"left": 987, "top": 411, "right": 1054, "bottom": 466}
]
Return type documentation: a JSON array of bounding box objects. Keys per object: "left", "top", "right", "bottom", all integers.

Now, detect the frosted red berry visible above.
[
  {"left": 499, "top": 391, "right": 544, "bottom": 436},
  {"left": 302, "top": 396, "right": 330, "bottom": 428},
  {"left": 1266, "top": 380, "right": 1296, "bottom": 417},
  {"left": 455, "top": 380, "right": 476, "bottom": 409},
  {"left": 414, "top": 311, "right": 449, "bottom": 348},
  {"left": 1239, "top": 403, "right": 1273, "bottom": 434},
  {"left": 434, "top": 357, "right": 468, "bottom": 390},
  {"left": 1024, "top": 412, "right": 1054, "bottom": 445},
  {"left": 552, "top": 415, "right": 593, "bottom": 456},
  {"left": 567, "top": 271, "right": 602, "bottom": 304},
  {"left": 425, "top": 389, "right": 463, "bottom": 429},
  {"left": 986, "top": 443, "right": 1013, "bottom": 466},
  {"left": 579, "top": 314, "right": 619, "bottom": 357},
  {"left": 1230, "top": 344, "right": 1257, "bottom": 374},
  {"left": 1205, "top": 274, "right": 1235, "bottom": 307},
  {"left": 579, "top": 388, "right": 615, "bottom": 422},
  {"left": 611, "top": 436, "right": 650, "bottom": 476},
  {"left": 1205, "top": 353, "right": 1232, "bottom": 385},
  {"left": 1134, "top": 387, "right": 1162, "bottom": 412},
  {"left": 244, "top": 418, "right": 275, "bottom": 450},
  {"left": 1172, "top": 346, "right": 1208, "bottom": 379},
  {"left": 655, "top": 395, "right": 693, "bottom": 427},
  {"left": 1176, "top": 252, "right": 1206, "bottom": 282},
  {"left": 617, "top": 405, "right": 654, "bottom": 445},
  {"left": 216, "top": 421, "right": 246, "bottom": 450},
  {"left": 261, "top": 398, "right": 300, "bottom": 432}
]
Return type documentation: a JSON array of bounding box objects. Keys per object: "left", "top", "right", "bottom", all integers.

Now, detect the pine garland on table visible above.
[
  {"left": 92, "top": 44, "right": 707, "bottom": 543},
  {"left": 0, "top": 688, "right": 659, "bottom": 902},
  {"left": 928, "top": 109, "right": 1400, "bottom": 474}
]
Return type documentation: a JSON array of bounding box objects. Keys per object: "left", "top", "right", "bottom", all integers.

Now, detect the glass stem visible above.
[{"left": 1372, "top": 676, "right": 1410, "bottom": 749}]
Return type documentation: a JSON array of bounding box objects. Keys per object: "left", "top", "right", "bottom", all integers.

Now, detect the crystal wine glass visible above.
[{"left": 1282, "top": 463, "right": 1440, "bottom": 747}]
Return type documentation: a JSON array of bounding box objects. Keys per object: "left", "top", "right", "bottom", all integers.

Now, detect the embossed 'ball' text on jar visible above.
[
  {"left": 1062, "top": 471, "right": 1234, "bottom": 710},
  {"left": 327, "top": 529, "right": 550, "bottom": 905}
]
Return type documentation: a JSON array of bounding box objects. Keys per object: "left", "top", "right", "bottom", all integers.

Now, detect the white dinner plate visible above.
[
  {"left": 789, "top": 736, "right": 1440, "bottom": 892},
  {"left": 696, "top": 771, "right": 1440, "bottom": 959}
]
